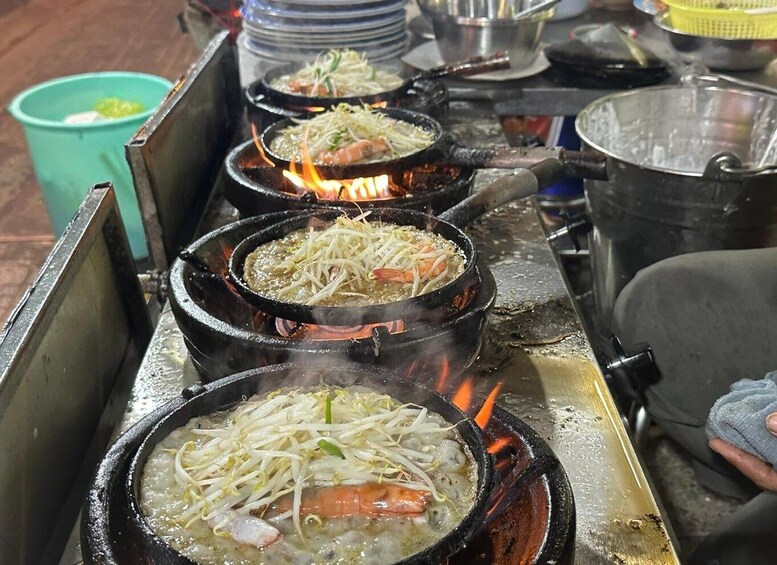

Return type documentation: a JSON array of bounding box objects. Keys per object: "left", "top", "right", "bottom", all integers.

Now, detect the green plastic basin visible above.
[{"left": 8, "top": 72, "right": 173, "bottom": 259}]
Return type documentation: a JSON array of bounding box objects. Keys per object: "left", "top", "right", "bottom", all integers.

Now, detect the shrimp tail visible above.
[
  {"left": 319, "top": 139, "right": 390, "bottom": 165},
  {"left": 272, "top": 484, "right": 431, "bottom": 518},
  {"left": 371, "top": 268, "right": 414, "bottom": 283}
]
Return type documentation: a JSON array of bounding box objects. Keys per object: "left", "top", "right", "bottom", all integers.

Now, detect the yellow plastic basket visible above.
[{"left": 662, "top": 0, "right": 777, "bottom": 39}]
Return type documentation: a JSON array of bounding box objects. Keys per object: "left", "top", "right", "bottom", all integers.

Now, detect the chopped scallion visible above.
[{"left": 317, "top": 438, "right": 345, "bottom": 459}]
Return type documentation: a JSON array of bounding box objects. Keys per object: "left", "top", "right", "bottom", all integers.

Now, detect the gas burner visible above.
[
  {"left": 275, "top": 318, "right": 405, "bottom": 340},
  {"left": 459, "top": 404, "right": 576, "bottom": 564},
  {"left": 245, "top": 78, "right": 450, "bottom": 132},
  {"left": 168, "top": 213, "right": 495, "bottom": 382},
  {"left": 228, "top": 80, "right": 468, "bottom": 218},
  {"left": 225, "top": 140, "right": 476, "bottom": 217}
]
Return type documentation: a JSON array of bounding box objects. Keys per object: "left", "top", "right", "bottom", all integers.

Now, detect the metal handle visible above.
[
  {"left": 599, "top": 335, "right": 658, "bottom": 405},
  {"left": 561, "top": 150, "right": 608, "bottom": 180},
  {"left": 680, "top": 66, "right": 777, "bottom": 95},
  {"left": 604, "top": 336, "right": 655, "bottom": 376},
  {"left": 415, "top": 51, "right": 511, "bottom": 81},
  {"left": 718, "top": 72, "right": 777, "bottom": 94},
  {"left": 447, "top": 146, "right": 608, "bottom": 180},
  {"left": 703, "top": 151, "right": 777, "bottom": 178},
  {"left": 448, "top": 145, "right": 562, "bottom": 169},
  {"left": 438, "top": 159, "right": 563, "bottom": 228},
  {"left": 547, "top": 216, "right": 592, "bottom": 252}
]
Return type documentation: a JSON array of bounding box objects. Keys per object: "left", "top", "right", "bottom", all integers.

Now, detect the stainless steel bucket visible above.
[{"left": 575, "top": 86, "right": 777, "bottom": 330}]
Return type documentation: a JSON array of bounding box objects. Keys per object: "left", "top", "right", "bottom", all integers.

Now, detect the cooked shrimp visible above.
[
  {"left": 288, "top": 79, "right": 329, "bottom": 97},
  {"left": 371, "top": 244, "right": 448, "bottom": 283},
  {"left": 271, "top": 484, "right": 431, "bottom": 518},
  {"left": 318, "top": 138, "right": 390, "bottom": 165},
  {"left": 269, "top": 104, "right": 434, "bottom": 166}
]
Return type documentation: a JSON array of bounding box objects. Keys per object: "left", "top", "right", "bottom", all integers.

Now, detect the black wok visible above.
[
  {"left": 81, "top": 363, "right": 576, "bottom": 564},
  {"left": 543, "top": 44, "right": 670, "bottom": 90},
  {"left": 123, "top": 364, "right": 495, "bottom": 565},
  {"left": 228, "top": 159, "right": 563, "bottom": 326},
  {"left": 260, "top": 107, "right": 608, "bottom": 180},
  {"left": 259, "top": 52, "right": 510, "bottom": 109}
]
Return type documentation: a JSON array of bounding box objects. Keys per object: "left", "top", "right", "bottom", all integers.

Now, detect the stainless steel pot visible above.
[
  {"left": 416, "top": 0, "right": 557, "bottom": 68},
  {"left": 575, "top": 86, "right": 777, "bottom": 330},
  {"left": 654, "top": 12, "right": 777, "bottom": 72}
]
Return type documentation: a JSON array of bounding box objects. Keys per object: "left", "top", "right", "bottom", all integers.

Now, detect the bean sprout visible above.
[
  {"left": 242, "top": 213, "right": 465, "bottom": 306},
  {"left": 268, "top": 103, "right": 435, "bottom": 165},
  {"left": 270, "top": 49, "right": 404, "bottom": 98},
  {"left": 169, "top": 388, "right": 458, "bottom": 539}
]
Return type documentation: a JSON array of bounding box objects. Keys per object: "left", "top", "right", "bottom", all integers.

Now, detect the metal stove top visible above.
[
  {"left": 50, "top": 7, "right": 777, "bottom": 558},
  {"left": 57, "top": 100, "right": 681, "bottom": 564}
]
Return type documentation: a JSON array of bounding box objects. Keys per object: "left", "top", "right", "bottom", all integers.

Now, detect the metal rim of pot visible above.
[
  {"left": 575, "top": 84, "right": 777, "bottom": 179},
  {"left": 123, "top": 363, "right": 495, "bottom": 565}
]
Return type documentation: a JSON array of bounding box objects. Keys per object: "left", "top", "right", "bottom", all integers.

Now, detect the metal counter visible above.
[{"left": 62, "top": 101, "right": 681, "bottom": 564}]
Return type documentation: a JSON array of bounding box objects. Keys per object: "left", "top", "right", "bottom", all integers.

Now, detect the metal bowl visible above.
[
  {"left": 654, "top": 11, "right": 777, "bottom": 72},
  {"left": 417, "top": 0, "right": 556, "bottom": 69}
]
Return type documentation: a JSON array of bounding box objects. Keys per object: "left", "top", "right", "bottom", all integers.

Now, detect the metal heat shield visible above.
[
  {"left": 127, "top": 30, "right": 241, "bottom": 272},
  {"left": 0, "top": 184, "right": 152, "bottom": 564}
]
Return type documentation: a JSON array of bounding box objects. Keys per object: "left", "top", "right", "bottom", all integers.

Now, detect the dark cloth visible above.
[
  {"left": 612, "top": 247, "right": 777, "bottom": 498},
  {"left": 689, "top": 492, "right": 777, "bottom": 565},
  {"left": 612, "top": 248, "right": 777, "bottom": 561}
]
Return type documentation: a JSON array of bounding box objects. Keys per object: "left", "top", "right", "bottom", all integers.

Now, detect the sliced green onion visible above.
[
  {"left": 327, "top": 131, "right": 343, "bottom": 151},
  {"left": 317, "top": 438, "right": 345, "bottom": 459},
  {"left": 325, "top": 396, "right": 333, "bottom": 424},
  {"left": 329, "top": 50, "right": 342, "bottom": 72}
]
